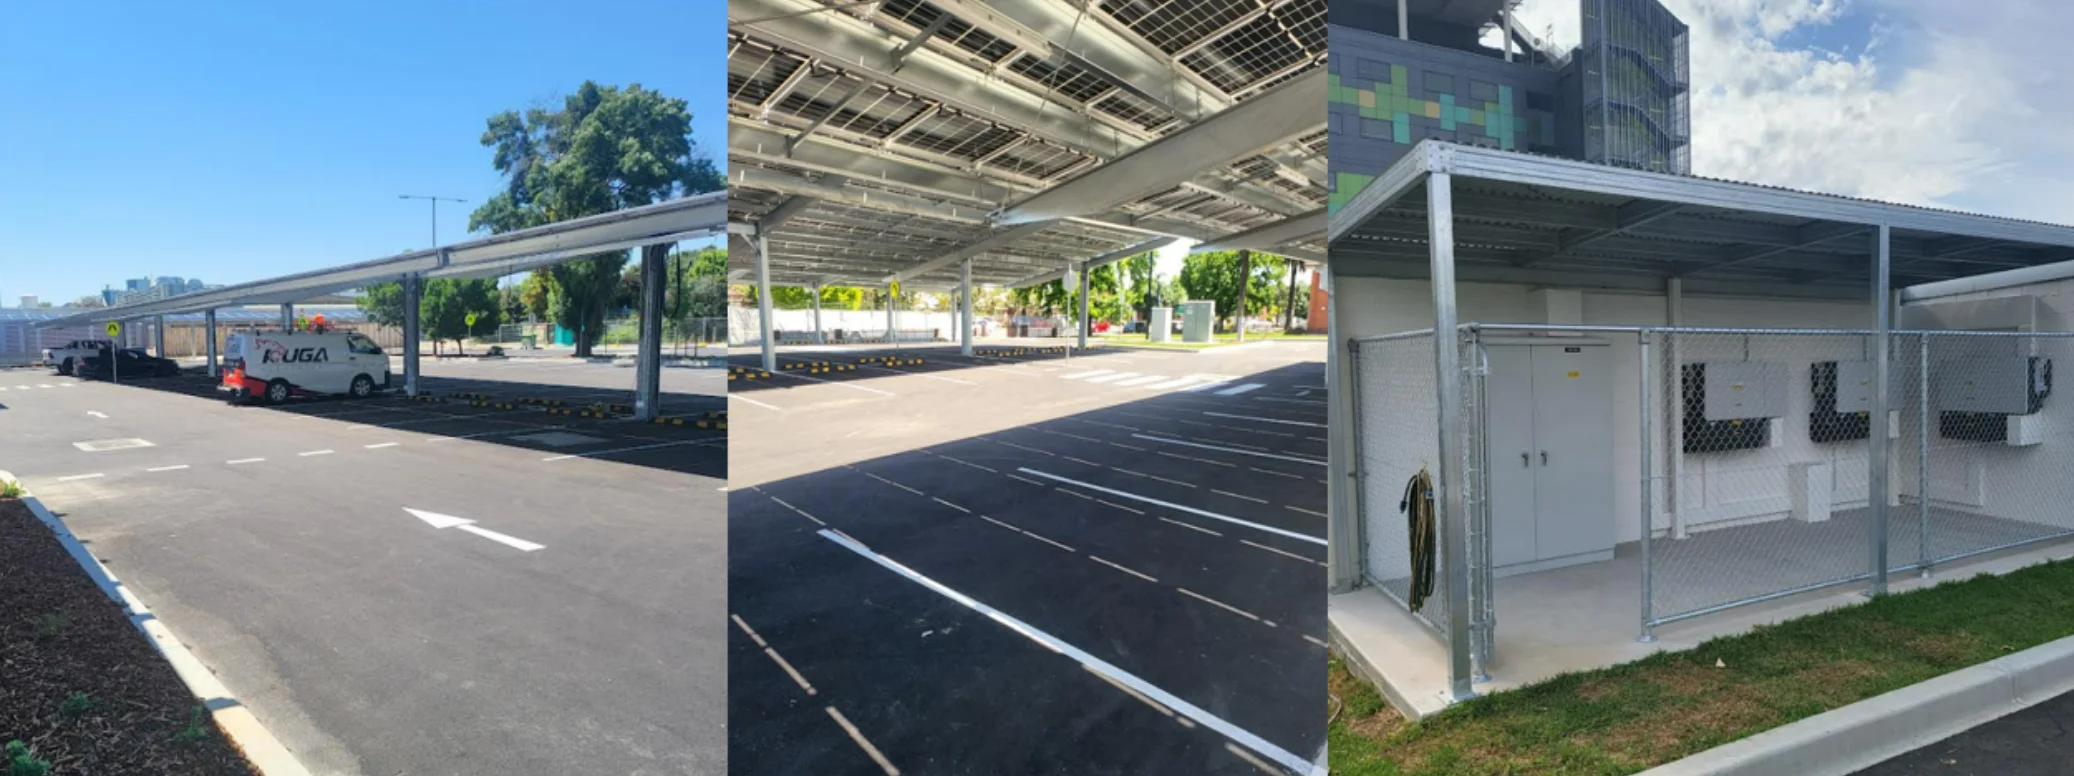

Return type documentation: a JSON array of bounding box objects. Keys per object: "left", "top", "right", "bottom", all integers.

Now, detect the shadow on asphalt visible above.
[
  {"left": 70, "top": 368, "right": 729, "bottom": 480},
  {"left": 727, "top": 361, "right": 1326, "bottom": 775}
]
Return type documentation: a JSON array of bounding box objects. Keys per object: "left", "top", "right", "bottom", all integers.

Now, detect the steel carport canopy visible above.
[
  {"left": 726, "top": 0, "right": 1329, "bottom": 291},
  {"left": 1329, "top": 142, "right": 2074, "bottom": 300},
  {"left": 35, "top": 191, "right": 727, "bottom": 328}
]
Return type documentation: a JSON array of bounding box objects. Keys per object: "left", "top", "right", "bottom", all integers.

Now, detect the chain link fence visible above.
[
  {"left": 1351, "top": 330, "right": 1487, "bottom": 674},
  {"left": 1350, "top": 324, "right": 2074, "bottom": 681}
]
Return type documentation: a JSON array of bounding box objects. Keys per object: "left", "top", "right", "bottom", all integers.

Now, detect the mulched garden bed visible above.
[{"left": 0, "top": 497, "right": 260, "bottom": 775}]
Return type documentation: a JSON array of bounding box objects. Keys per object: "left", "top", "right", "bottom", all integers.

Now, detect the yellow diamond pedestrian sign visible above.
[{"left": 105, "top": 321, "right": 121, "bottom": 337}]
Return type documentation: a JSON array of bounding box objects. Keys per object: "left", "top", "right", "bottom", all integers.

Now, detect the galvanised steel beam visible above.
[{"left": 996, "top": 68, "right": 1325, "bottom": 224}]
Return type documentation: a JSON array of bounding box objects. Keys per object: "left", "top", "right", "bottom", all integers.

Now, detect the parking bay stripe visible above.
[
  {"left": 1212, "top": 383, "right": 1264, "bottom": 396},
  {"left": 1016, "top": 467, "right": 1324, "bottom": 547},
  {"left": 818, "top": 528, "right": 1322, "bottom": 776},
  {"left": 1202, "top": 411, "right": 1326, "bottom": 429},
  {"left": 1130, "top": 434, "right": 1325, "bottom": 467}
]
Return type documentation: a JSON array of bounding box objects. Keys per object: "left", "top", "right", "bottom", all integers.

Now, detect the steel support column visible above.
[
  {"left": 402, "top": 273, "right": 422, "bottom": 397},
  {"left": 1236, "top": 249, "right": 1251, "bottom": 342},
  {"left": 811, "top": 284, "right": 824, "bottom": 345},
  {"left": 1077, "top": 261, "right": 1090, "bottom": 350},
  {"left": 1326, "top": 265, "right": 1361, "bottom": 592},
  {"left": 756, "top": 236, "right": 777, "bottom": 373},
  {"left": 887, "top": 281, "right": 896, "bottom": 346},
  {"left": 204, "top": 309, "right": 219, "bottom": 377},
  {"left": 1869, "top": 224, "right": 1893, "bottom": 596},
  {"left": 153, "top": 315, "right": 167, "bottom": 358},
  {"left": 280, "top": 303, "right": 293, "bottom": 329},
  {"left": 634, "top": 245, "right": 665, "bottom": 421},
  {"left": 1398, "top": 0, "right": 1409, "bottom": 39},
  {"left": 960, "top": 258, "right": 974, "bottom": 357},
  {"left": 1429, "top": 172, "right": 1475, "bottom": 702}
]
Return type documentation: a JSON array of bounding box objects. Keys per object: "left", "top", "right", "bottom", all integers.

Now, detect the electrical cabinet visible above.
[
  {"left": 1483, "top": 340, "right": 1616, "bottom": 576},
  {"left": 1682, "top": 362, "right": 1785, "bottom": 452}
]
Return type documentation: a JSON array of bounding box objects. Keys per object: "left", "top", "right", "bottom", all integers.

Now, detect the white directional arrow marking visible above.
[
  {"left": 405, "top": 507, "right": 475, "bottom": 529},
  {"left": 404, "top": 508, "right": 544, "bottom": 551}
]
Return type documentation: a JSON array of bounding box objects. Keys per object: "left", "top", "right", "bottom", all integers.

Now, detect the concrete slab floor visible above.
[{"left": 1333, "top": 533, "right": 2074, "bottom": 719}]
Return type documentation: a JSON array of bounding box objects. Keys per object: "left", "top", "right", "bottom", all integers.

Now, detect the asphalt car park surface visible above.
[
  {"left": 0, "top": 356, "right": 727, "bottom": 775},
  {"left": 727, "top": 341, "right": 1329, "bottom": 775}
]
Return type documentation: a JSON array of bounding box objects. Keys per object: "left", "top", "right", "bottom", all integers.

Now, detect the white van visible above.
[{"left": 219, "top": 332, "right": 392, "bottom": 403}]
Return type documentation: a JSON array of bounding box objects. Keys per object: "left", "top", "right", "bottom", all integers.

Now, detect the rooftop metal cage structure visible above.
[{"left": 1578, "top": 0, "right": 1691, "bottom": 174}]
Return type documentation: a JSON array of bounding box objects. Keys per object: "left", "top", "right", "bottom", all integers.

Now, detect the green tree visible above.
[
  {"left": 519, "top": 272, "right": 553, "bottom": 321},
  {"left": 355, "top": 283, "right": 407, "bottom": 328},
  {"left": 1176, "top": 250, "right": 1288, "bottom": 332},
  {"left": 468, "top": 81, "right": 725, "bottom": 356},
  {"left": 357, "top": 278, "right": 500, "bottom": 353},
  {"left": 498, "top": 283, "right": 526, "bottom": 323}
]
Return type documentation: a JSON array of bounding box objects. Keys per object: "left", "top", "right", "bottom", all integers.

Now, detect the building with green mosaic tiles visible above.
[{"left": 1328, "top": 0, "right": 1691, "bottom": 214}]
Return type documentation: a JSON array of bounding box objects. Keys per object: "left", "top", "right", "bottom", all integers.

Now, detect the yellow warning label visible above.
[{"left": 1568, "top": 371, "right": 1580, "bottom": 378}]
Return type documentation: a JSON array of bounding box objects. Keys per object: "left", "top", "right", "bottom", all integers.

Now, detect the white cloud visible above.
[{"left": 1499, "top": 0, "right": 2074, "bottom": 225}]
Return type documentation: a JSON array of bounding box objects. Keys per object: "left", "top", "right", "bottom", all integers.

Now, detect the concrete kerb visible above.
[
  {"left": 1637, "top": 631, "right": 2074, "bottom": 776},
  {"left": 0, "top": 470, "right": 314, "bottom": 776}
]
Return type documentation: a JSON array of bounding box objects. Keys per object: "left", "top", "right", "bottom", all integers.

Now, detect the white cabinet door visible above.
[
  {"left": 1530, "top": 345, "right": 1616, "bottom": 561},
  {"left": 1485, "top": 345, "right": 1539, "bottom": 568}
]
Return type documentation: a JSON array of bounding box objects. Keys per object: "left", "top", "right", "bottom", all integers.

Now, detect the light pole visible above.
[{"left": 398, "top": 194, "right": 467, "bottom": 248}]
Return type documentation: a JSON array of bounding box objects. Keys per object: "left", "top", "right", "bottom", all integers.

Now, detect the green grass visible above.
[{"left": 1330, "top": 556, "right": 2074, "bottom": 775}]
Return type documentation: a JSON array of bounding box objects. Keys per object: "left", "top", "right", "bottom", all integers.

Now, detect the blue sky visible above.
[{"left": 0, "top": 0, "right": 725, "bottom": 305}]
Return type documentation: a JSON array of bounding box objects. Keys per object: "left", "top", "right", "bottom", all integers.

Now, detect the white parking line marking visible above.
[
  {"left": 146, "top": 465, "right": 191, "bottom": 472},
  {"left": 37, "top": 384, "right": 54, "bottom": 389},
  {"left": 1178, "top": 588, "right": 1263, "bottom": 622},
  {"left": 86, "top": 411, "right": 107, "bottom": 418},
  {"left": 1131, "top": 434, "right": 1325, "bottom": 466},
  {"left": 14, "top": 385, "right": 30, "bottom": 390},
  {"left": 1114, "top": 374, "right": 1169, "bottom": 387},
  {"left": 1177, "top": 381, "right": 1226, "bottom": 393},
  {"left": 1213, "top": 489, "right": 1269, "bottom": 504},
  {"left": 825, "top": 706, "right": 899, "bottom": 776},
  {"left": 1212, "top": 383, "right": 1263, "bottom": 396},
  {"left": 729, "top": 393, "right": 783, "bottom": 411},
  {"left": 1254, "top": 396, "right": 1327, "bottom": 406},
  {"left": 1240, "top": 539, "right": 1327, "bottom": 566},
  {"left": 1017, "top": 468, "right": 1325, "bottom": 546},
  {"left": 1089, "top": 555, "right": 1158, "bottom": 583},
  {"left": 1141, "top": 376, "right": 1201, "bottom": 390},
  {"left": 227, "top": 458, "right": 265, "bottom": 465},
  {"left": 364, "top": 442, "right": 399, "bottom": 449},
  {"left": 299, "top": 450, "right": 335, "bottom": 457},
  {"left": 1285, "top": 505, "right": 1327, "bottom": 518},
  {"left": 1059, "top": 370, "right": 1115, "bottom": 381},
  {"left": 1161, "top": 517, "right": 1222, "bottom": 536},
  {"left": 1203, "top": 411, "right": 1325, "bottom": 428},
  {"left": 1083, "top": 372, "right": 1140, "bottom": 384},
  {"left": 778, "top": 371, "right": 896, "bottom": 396},
  {"left": 819, "top": 530, "right": 1317, "bottom": 776},
  {"left": 455, "top": 524, "right": 545, "bottom": 552},
  {"left": 57, "top": 473, "right": 105, "bottom": 482},
  {"left": 57, "top": 383, "right": 74, "bottom": 388},
  {"left": 540, "top": 438, "right": 722, "bottom": 461}
]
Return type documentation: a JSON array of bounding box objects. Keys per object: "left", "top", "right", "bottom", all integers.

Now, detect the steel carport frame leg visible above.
[
  {"left": 204, "top": 309, "right": 219, "bottom": 378},
  {"left": 1077, "top": 260, "right": 1090, "bottom": 350},
  {"left": 153, "top": 314, "right": 167, "bottom": 358},
  {"left": 960, "top": 257, "right": 974, "bottom": 357},
  {"left": 811, "top": 283, "right": 824, "bottom": 345},
  {"left": 1869, "top": 224, "right": 1893, "bottom": 596},
  {"left": 402, "top": 272, "right": 422, "bottom": 397},
  {"left": 634, "top": 244, "right": 665, "bottom": 421},
  {"left": 280, "top": 303, "right": 293, "bottom": 330},
  {"left": 1325, "top": 265, "right": 1362, "bottom": 593},
  {"left": 1236, "top": 249, "right": 1250, "bottom": 342},
  {"left": 1429, "top": 171, "right": 1475, "bottom": 701},
  {"left": 755, "top": 235, "right": 776, "bottom": 373}
]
